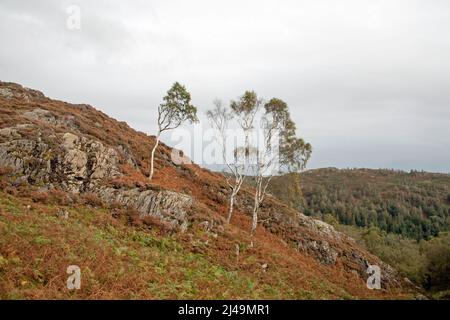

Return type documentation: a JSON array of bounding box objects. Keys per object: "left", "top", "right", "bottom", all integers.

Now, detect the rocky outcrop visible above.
[
  {"left": 61, "top": 132, "right": 122, "bottom": 191},
  {"left": 0, "top": 128, "right": 121, "bottom": 191},
  {"left": 0, "top": 125, "right": 194, "bottom": 226},
  {"left": 297, "top": 238, "right": 339, "bottom": 265},
  {"left": 0, "top": 84, "right": 45, "bottom": 102},
  {"left": 0, "top": 102, "right": 193, "bottom": 226},
  {"left": 96, "top": 186, "right": 193, "bottom": 226},
  {"left": 22, "top": 108, "right": 79, "bottom": 129}
]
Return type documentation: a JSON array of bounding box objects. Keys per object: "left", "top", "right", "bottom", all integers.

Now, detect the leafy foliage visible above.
[
  {"left": 336, "top": 225, "right": 450, "bottom": 299},
  {"left": 150, "top": 82, "right": 198, "bottom": 180},
  {"left": 230, "top": 91, "right": 261, "bottom": 131},
  {"left": 422, "top": 233, "right": 450, "bottom": 293},
  {"left": 263, "top": 98, "right": 312, "bottom": 173},
  {"left": 157, "top": 82, "right": 198, "bottom": 133}
]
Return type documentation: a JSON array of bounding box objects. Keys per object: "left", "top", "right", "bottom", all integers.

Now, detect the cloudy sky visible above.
[{"left": 1, "top": 0, "right": 449, "bottom": 172}]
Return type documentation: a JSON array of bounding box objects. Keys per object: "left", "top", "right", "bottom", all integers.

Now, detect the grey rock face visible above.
[
  {"left": 0, "top": 108, "right": 193, "bottom": 227},
  {"left": 23, "top": 108, "right": 53, "bottom": 122},
  {"left": 0, "top": 139, "right": 54, "bottom": 182},
  {"left": 297, "top": 239, "right": 339, "bottom": 265},
  {"left": 0, "top": 85, "right": 44, "bottom": 101},
  {"left": 61, "top": 132, "right": 122, "bottom": 191},
  {"left": 23, "top": 108, "right": 78, "bottom": 129},
  {"left": 298, "top": 216, "right": 342, "bottom": 240},
  {"left": 0, "top": 88, "right": 15, "bottom": 99},
  {"left": 0, "top": 130, "right": 122, "bottom": 192},
  {"left": 96, "top": 186, "right": 193, "bottom": 226}
]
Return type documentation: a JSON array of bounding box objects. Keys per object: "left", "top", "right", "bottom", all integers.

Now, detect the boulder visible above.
[{"left": 96, "top": 186, "right": 193, "bottom": 226}]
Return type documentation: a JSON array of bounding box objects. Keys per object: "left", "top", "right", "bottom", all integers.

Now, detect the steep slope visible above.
[{"left": 0, "top": 82, "right": 419, "bottom": 299}]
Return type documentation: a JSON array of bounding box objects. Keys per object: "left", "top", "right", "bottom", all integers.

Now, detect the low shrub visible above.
[
  {"left": 0, "top": 166, "right": 13, "bottom": 176},
  {"left": 47, "top": 189, "right": 73, "bottom": 206},
  {"left": 142, "top": 215, "right": 177, "bottom": 233},
  {"left": 30, "top": 191, "right": 49, "bottom": 204},
  {"left": 81, "top": 192, "right": 104, "bottom": 207}
]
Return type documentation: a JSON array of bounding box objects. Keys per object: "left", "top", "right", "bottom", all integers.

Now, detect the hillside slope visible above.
[{"left": 0, "top": 82, "right": 418, "bottom": 299}]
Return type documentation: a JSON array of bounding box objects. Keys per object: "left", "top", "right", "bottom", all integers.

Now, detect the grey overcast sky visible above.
[{"left": 1, "top": 0, "right": 449, "bottom": 172}]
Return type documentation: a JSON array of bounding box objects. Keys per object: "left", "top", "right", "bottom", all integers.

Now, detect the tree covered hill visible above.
[
  {"left": 270, "top": 168, "right": 450, "bottom": 241},
  {"left": 269, "top": 168, "right": 450, "bottom": 297}
]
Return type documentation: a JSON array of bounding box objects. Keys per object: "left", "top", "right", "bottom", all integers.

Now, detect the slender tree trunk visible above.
[
  {"left": 227, "top": 190, "right": 235, "bottom": 224},
  {"left": 251, "top": 191, "right": 259, "bottom": 236},
  {"left": 149, "top": 133, "right": 160, "bottom": 181}
]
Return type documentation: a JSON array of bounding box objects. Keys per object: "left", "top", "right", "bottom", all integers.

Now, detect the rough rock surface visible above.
[
  {"left": 0, "top": 129, "right": 121, "bottom": 191},
  {"left": 96, "top": 186, "right": 193, "bottom": 226},
  {"left": 0, "top": 124, "right": 193, "bottom": 226},
  {"left": 61, "top": 132, "right": 123, "bottom": 191}
]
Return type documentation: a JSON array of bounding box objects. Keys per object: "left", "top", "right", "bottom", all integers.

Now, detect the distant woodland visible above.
[
  {"left": 269, "top": 168, "right": 450, "bottom": 298},
  {"left": 271, "top": 168, "right": 450, "bottom": 241}
]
